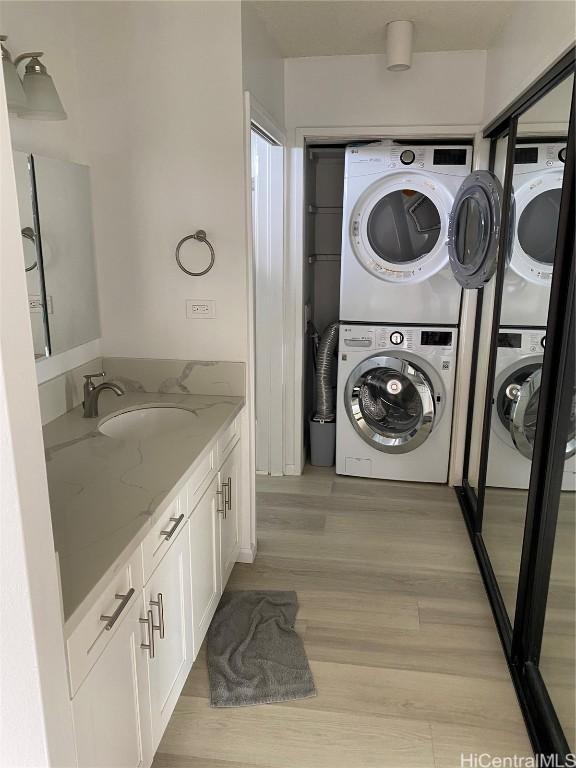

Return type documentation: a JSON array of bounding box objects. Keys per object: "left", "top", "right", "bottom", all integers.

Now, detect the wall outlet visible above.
[
  {"left": 186, "top": 299, "right": 216, "bottom": 319},
  {"left": 29, "top": 295, "right": 53, "bottom": 314}
]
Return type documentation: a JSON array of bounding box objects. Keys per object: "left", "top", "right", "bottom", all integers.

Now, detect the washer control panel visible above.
[
  {"left": 341, "top": 325, "right": 455, "bottom": 353},
  {"left": 497, "top": 329, "right": 546, "bottom": 354}
]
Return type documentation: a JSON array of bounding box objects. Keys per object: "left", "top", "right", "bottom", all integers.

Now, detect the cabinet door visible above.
[
  {"left": 145, "top": 520, "right": 193, "bottom": 751},
  {"left": 189, "top": 475, "right": 221, "bottom": 656},
  {"left": 72, "top": 597, "right": 153, "bottom": 768},
  {"left": 219, "top": 444, "right": 241, "bottom": 587}
]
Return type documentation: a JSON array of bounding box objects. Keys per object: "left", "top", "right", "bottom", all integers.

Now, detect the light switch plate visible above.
[{"left": 186, "top": 299, "right": 216, "bottom": 319}]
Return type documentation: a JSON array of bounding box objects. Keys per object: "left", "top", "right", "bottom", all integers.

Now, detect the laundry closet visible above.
[
  {"left": 302, "top": 138, "right": 489, "bottom": 483},
  {"left": 303, "top": 145, "right": 345, "bottom": 460}
]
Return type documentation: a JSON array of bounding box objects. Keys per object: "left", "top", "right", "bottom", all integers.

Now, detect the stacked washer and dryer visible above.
[
  {"left": 336, "top": 142, "right": 472, "bottom": 483},
  {"left": 487, "top": 141, "right": 576, "bottom": 491}
]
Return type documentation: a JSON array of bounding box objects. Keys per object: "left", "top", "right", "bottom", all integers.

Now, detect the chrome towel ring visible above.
[
  {"left": 175, "top": 230, "right": 215, "bottom": 277},
  {"left": 22, "top": 226, "right": 38, "bottom": 272}
]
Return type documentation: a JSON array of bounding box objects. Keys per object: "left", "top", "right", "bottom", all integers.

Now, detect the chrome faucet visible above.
[{"left": 83, "top": 372, "right": 124, "bottom": 418}]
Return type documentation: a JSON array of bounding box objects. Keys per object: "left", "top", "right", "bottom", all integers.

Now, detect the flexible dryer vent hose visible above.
[{"left": 315, "top": 321, "right": 339, "bottom": 421}]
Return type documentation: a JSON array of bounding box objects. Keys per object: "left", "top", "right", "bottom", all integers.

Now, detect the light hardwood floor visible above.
[{"left": 153, "top": 467, "right": 532, "bottom": 768}]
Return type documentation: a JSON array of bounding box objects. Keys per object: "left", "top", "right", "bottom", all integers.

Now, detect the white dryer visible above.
[
  {"left": 336, "top": 324, "right": 457, "bottom": 483},
  {"left": 500, "top": 142, "right": 567, "bottom": 327},
  {"left": 339, "top": 143, "right": 472, "bottom": 324},
  {"left": 487, "top": 328, "right": 576, "bottom": 490}
]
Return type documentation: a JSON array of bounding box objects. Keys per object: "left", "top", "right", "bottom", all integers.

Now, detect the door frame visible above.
[
  {"left": 244, "top": 93, "right": 286, "bottom": 482},
  {"left": 285, "top": 123, "right": 482, "bottom": 476}
]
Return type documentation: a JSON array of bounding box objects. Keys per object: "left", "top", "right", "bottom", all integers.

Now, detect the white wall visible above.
[
  {"left": 3, "top": 0, "right": 103, "bottom": 383},
  {"left": 75, "top": 1, "right": 248, "bottom": 362},
  {"left": 285, "top": 50, "right": 487, "bottom": 130},
  {"left": 4, "top": 1, "right": 249, "bottom": 369},
  {"left": 483, "top": 0, "right": 575, "bottom": 124},
  {"left": 0, "top": 62, "right": 76, "bottom": 768},
  {"left": 241, "top": 1, "right": 285, "bottom": 130}
]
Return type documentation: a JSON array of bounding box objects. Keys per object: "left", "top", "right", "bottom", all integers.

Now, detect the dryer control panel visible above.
[
  {"left": 340, "top": 325, "right": 456, "bottom": 354},
  {"left": 345, "top": 143, "right": 472, "bottom": 178},
  {"left": 513, "top": 143, "right": 566, "bottom": 172}
]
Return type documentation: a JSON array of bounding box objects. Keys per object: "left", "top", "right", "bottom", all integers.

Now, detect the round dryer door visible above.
[
  {"left": 344, "top": 355, "right": 437, "bottom": 453},
  {"left": 508, "top": 367, "right": 576, "bottom": 459},
  {"left": 510, "top": 171, "right": 563, "bottom": 285},
  {"left": 447, "top": 171, "right": 511, "bottom": 289},
  {"left": 350, "top": 173, "right": 454, "bottom": 284}
]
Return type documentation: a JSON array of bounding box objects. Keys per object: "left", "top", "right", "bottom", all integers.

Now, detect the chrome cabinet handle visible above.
[
  {"left": 160, "top": 513, "right": 184, "bottom": 541},
  {"left": 100, "top": 588, "right": 135, "bottom": 631},
  {"left": 225, "top": 477, "right": 232, "bottom": 512},
  {"left": 140, "top": 609, "right": 155, "bottom": 658},
  {"left": 150, "top": 592, "right": 165, "bottom": 639},
  {"left": 216, "top": 485, "right": 225, "bottom": 516}
]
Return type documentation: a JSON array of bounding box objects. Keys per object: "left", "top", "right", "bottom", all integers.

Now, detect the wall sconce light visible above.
[
  {"left": 1, "top": 35, "right": 67, "bottom": 120},
  {"left": 385, "top": 20, "right": 414, "bottom": 72}
]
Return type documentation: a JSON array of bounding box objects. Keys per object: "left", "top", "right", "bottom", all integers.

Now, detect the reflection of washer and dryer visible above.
[
  {"left": 336, "top": 324, "right": 457, "bottom": 483},
  {"left": 339, "top": 142, "right": 472, "bottom": 324},
  {"left": 500, "top": 142, "right": 567, "bottom": 327},
  {"left": 487, "top": 328, "right": 576, "bottom": 491}
]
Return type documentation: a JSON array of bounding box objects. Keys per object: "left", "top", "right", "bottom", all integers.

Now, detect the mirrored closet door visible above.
[
  {"left": 482, "top": 74, "right": 574, "bottom": 626},
  {"left": 457, "top": 50, "right": 575, "bottom": 759}
]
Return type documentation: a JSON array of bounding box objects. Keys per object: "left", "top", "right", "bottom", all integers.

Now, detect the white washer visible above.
[
  {"left": 500, "top": 142, "right": 567, "bottom": 327},
  {"left": 487, "top": 328, "right": 576, "bottom": 490},
  {"left": 340, "top": 143, "right": 472, "bottom": 324},
  {"left": 336, "top": 324, "right": 457, "bottom": 483}
]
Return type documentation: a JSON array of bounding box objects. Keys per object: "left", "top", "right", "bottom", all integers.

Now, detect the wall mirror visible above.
[
  {"left": 538, "top": 312, "right": 575, "bottom": 750},
  {"left": 481, "top": 73, "right": 573, "bottom": 627},
  {"left": 458, "top": 50, "right": 575, "bottom": 758},
  {"left": 13, "top": 151, "right": 101, "bottom": 361}
]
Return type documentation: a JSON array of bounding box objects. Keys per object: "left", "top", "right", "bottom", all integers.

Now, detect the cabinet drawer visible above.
[
  {"left": 217, "top": 417, "right": 240, "bottom": 466},
  {"left": 185, "top": 445, "right": 216, "bottom": 514},
  {"left": 142, "top": 493, "right": 186, "bottom": 583},
  {"left": 67, "top": 546, "right": 144, "bottom": 697}
]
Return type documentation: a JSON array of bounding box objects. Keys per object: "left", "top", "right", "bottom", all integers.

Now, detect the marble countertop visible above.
[{"left": 43, "top": 390, "right": 244, "bottom": 625}]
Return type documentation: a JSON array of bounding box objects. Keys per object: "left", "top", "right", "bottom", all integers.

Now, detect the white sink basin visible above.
[{"left": 98, "top": 406, "right": 196, "bottom": 441}]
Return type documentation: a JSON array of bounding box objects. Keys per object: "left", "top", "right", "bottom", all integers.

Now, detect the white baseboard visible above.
[{"left": 237, "top": 544, "right": 257, "bottom": 564}]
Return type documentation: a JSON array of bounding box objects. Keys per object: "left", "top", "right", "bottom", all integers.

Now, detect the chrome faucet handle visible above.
[
  {"left": 84, "top": 371, "right": 106, "bottom": 385},
  {"left": 83, "top": 372, "right": 106, "bottom": 395}
]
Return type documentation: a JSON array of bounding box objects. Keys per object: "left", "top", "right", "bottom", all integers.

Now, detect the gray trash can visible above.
[{"left": 309, "top": 417, "right": 336, "bottom": 467}]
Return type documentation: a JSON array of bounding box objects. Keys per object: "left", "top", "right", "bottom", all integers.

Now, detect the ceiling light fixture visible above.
[
  {"left": 0, "top": 35, "right": 67, "bottom": 120},
  {"left": 385, "top": 20, "right": 414, "bottom": 72}
]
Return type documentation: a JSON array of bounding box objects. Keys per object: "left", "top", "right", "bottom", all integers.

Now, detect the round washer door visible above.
[
  {"left": 349, "top": 172, "right": 453, "bottom": 284},
  {"left": 447, "top": 171, "right": 510, "bottom": 289},
  {"left": 344, "top": 355, "right": 437, "bottom": 453},
  {"left": 493, "top": 361, "right": 541, "bottom": 452},
  {"left": 510, "top": 171, "right": 563, "bottom": 285},
  {"left": 509, "top": 367, "right": 576, "bottom": 459}
]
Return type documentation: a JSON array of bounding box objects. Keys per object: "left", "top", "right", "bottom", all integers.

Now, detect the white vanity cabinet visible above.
[
  {"left": 189, "top": 474, "right": 222, "bottom": 655},
  {"left": 219, "top": 443, "right": 241, "bottom": 586},
  {"left": 72, "top": 596, "right": 153, "bottom": 768},
  {"left": 69, "top": 412, "right": 246, "bottom": 768},
  {"left": 145, "top": 520, "right": 193, "bottom": 751}
]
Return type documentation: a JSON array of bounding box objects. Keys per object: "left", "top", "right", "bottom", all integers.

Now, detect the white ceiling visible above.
[{"left": 249, "top": 0, "right": 521, "bottom": 58}]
